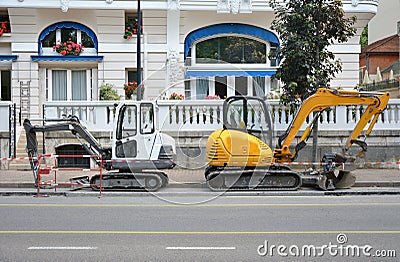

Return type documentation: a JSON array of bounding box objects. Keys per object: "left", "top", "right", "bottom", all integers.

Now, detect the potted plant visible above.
[
  {"left": 169, "top": 92, "right": 184, "bottom": 100},
  {"left": 124, "top": 81, "right": 144, "bottom": 99},
  {"left": 0, "top": 21, "right": 10, "bottom": 36},
  {"left": 99, "top": 83, "right": 120, "bottom": 101},
  {"left": 124, "top": 19, "right": 143, "bottom": 40},
  {"left": 53, "top": 38, "right": 84, "bottom": 56}
]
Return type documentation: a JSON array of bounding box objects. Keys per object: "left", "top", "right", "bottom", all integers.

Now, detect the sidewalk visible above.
[{"left": 0, "top": 168, "right": 399, "bottom": 188}]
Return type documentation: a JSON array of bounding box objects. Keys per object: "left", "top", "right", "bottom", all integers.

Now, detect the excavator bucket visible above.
[{"left": 334, "top": 170, "right": 356, "bottom": 189}]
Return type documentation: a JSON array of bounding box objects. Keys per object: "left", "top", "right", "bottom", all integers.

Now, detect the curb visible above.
[
  {"left": 1, "top": 188, "right": 400, "bottom": 197},
  {"left": 1, "top": 181, "right": 400, "bottom": 189}
]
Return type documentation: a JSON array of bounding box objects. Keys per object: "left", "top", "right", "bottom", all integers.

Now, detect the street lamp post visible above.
[{"left": 136, "top": 0, "right": 142, "bottom": 101}]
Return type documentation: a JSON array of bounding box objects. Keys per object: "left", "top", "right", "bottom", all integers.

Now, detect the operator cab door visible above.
[{"left": 115, "top": 103, "right": 156, "bottom": 161}]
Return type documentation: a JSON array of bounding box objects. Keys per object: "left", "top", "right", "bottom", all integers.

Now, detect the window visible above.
[
  {"left": 0, "top": 70, "right": 11, "bottom": 101},
  {"left": 48, "top": 69, "right": 91, "bottom": 101},
  {"left": 190, "top": 76, "right": 267, "bottom": 100},
  {"left": 269, "top": 43, "right": 278, "bottom": 67},
  {"left": 253, "top": 76, "right": 266, "bottom": 97},
  {"left": 140, "top": 104, "right": 154, "bottom": 134},
  {"left": 116, "top": 105, "right": 138, "bottom": 158},
  {"left": 225, "top": 97, "right": 273, "bottom": 143},
  {"left": 235, "top": 77, "right": 248, "bottom": 96},
  {"left": 127, "top": 70, "right": 139, "bottom": 83},
  {"left": 196, "top": 78, "right": 209, "bottom": 99},
  {"left": 117, "top": 105, "right": 137, "bottom": 140},
  {"left": 40, "top": 22, "right": 97, "bottom": 55},
  {"left": 56, "top": 144, "right": 90, "bottom": 168},
  {"left": 125, "top": 12, "right": 142, "bottom": 36},
  {"left": 215, "top": 76, "right": 227, "bottom": 99},
  {"left": 196, "top": 36, "right": 267, "bottom": 64},
  {"left": 0, "top": 12, "right": 11, "bottom": 34}
]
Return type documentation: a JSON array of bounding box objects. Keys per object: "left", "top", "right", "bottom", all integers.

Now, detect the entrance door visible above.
[
  {"left": 0, "top": 70, "right": 11, "bottom": 101},
  {"left": 215, "top": 76, "right": 227, "bottom": 99}
]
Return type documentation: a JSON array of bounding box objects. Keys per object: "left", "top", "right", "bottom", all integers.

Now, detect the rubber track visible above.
[
  {"left": 206, "top": 169, "right": 302, "bottom": 191},
  {"left": 90, "top": 172, "right": 168, "bottom": 191}
]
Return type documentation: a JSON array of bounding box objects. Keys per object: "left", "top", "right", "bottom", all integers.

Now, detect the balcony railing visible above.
[
  {"left": 359, "top": 79, "right": 399, "bottom": 92},
  {"left": 39, "top": 99, "right": 400, "bottom": 133}
]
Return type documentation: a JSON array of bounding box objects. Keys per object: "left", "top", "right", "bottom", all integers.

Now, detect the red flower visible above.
[
  {"left": 53, "top": 40, "right": 84, "bottom": 56},
  {"left": 123, "top": 81, "right": 144, "bottom": 99},
  {"left": 169, "top": 92, "right": 184, "bottom": 100}
]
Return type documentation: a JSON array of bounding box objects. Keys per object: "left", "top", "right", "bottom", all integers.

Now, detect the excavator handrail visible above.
[{"left": 273, "top": 88, "right": 390, "bottom": 162}]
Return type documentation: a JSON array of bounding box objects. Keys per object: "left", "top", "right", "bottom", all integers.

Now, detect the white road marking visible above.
[
  {"left": 28, "top": 246, "right": 97, "bottom": 250},
  {"left": 166, "top": 247, "right": 236, "bottom": 250}
]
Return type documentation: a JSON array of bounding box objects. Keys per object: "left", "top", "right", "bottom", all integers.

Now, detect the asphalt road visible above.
[{"left": 0, "top": 195, "right": 399, "bottom": 261}]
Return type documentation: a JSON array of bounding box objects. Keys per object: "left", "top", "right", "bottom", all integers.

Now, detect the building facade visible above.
[{"left": 0, "top": 0, "right": 380, "bottom": 120}]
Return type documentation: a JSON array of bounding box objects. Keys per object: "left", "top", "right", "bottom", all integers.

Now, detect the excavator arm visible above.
[
  {"left": 23, "top": 116, "right": 112, "bottom": 185},
  {"left": 273, "top": 88, "right": 390, "bottom": 162}
]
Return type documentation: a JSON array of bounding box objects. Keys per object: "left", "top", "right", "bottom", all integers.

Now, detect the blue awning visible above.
[
  {"left": 31, "top": 55, "right": 104, "bottom": 62},
  {"left": 39, "top": 22, "right": 99, "bottom": 52},
  {"left": 186, "top": 69, "right": 276, "bottom": 77},
  {"left": 0, "top": 55, "right": 18, "bottom": 61}
]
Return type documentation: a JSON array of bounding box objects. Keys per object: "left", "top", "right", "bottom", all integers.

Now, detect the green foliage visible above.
[
  {"left": 99, "top": 83, "right": 120, "bottom": 101},
  {"left": 360, "top": 25, "right": 368, "bottom": 48},
  {"left": 269, "top": 0, "right": 356, "bottom": 107}
]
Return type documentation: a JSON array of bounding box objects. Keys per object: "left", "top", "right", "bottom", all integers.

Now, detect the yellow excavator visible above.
[{"left": 205, "top": 88, "right": 390, "bottom": 190}]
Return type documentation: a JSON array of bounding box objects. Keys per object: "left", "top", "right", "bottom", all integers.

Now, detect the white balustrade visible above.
[
  {"left": 33, "top": 99, "right": 400, "bottom": 134},
  {"left": 44, "top": 101, "right": 117, "bottom": 131},
  {"left": 0, "top": 102, "right": 12, "bottom": 132}
]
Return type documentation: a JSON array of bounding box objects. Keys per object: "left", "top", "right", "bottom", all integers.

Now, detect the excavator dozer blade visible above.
[{"left": 334, "top": 170, "right": 356, "bottom": 189}]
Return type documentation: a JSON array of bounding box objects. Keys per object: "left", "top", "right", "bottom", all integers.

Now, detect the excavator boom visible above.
[{"left": 274, "top": 88, "right": 390, "bottom": 162}]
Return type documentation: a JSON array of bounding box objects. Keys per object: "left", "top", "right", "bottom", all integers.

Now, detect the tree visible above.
[
  {"left": 269, "top": 0, "right": 356, "bottom": 106},
  {"left": 360, "top": 25, "right": 368, "bottom": 48},
  {"left": 269, "top": 0, "right": 356, "bottom": 163}
]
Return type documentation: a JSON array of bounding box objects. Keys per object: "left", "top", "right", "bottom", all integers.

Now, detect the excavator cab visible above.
[
  {"left": 223, "top": 96, "right": 274, "bottom": 146},
  {"left": 112, "top": 101, "right": 175, "bottom": 172}
]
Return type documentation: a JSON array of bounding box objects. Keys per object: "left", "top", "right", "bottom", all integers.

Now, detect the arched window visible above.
[
  {"left": 195, "top": 36, "right": 268, "bottom": 64},
  {"left": 184, "top": 24, "right": 280, "bottom": 99},
  {"left": 39, "top": 22, "right": 98, "bottom": 55}
]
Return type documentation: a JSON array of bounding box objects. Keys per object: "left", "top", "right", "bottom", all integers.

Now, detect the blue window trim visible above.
[
  {"left": 186, "top": 69, "right": 277, "bottom": 77},
  {"left": 184, "top": 23, "right": 280, "bottom": 59},
  {"left": 31, "top": 55, "right": 103, "bottom": 62},
  {"left": 38, "top": 22, "right": 98, "bottom": 54},
  {"left": 0, "top": 55, "right": 18, "bottom": 61}
]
